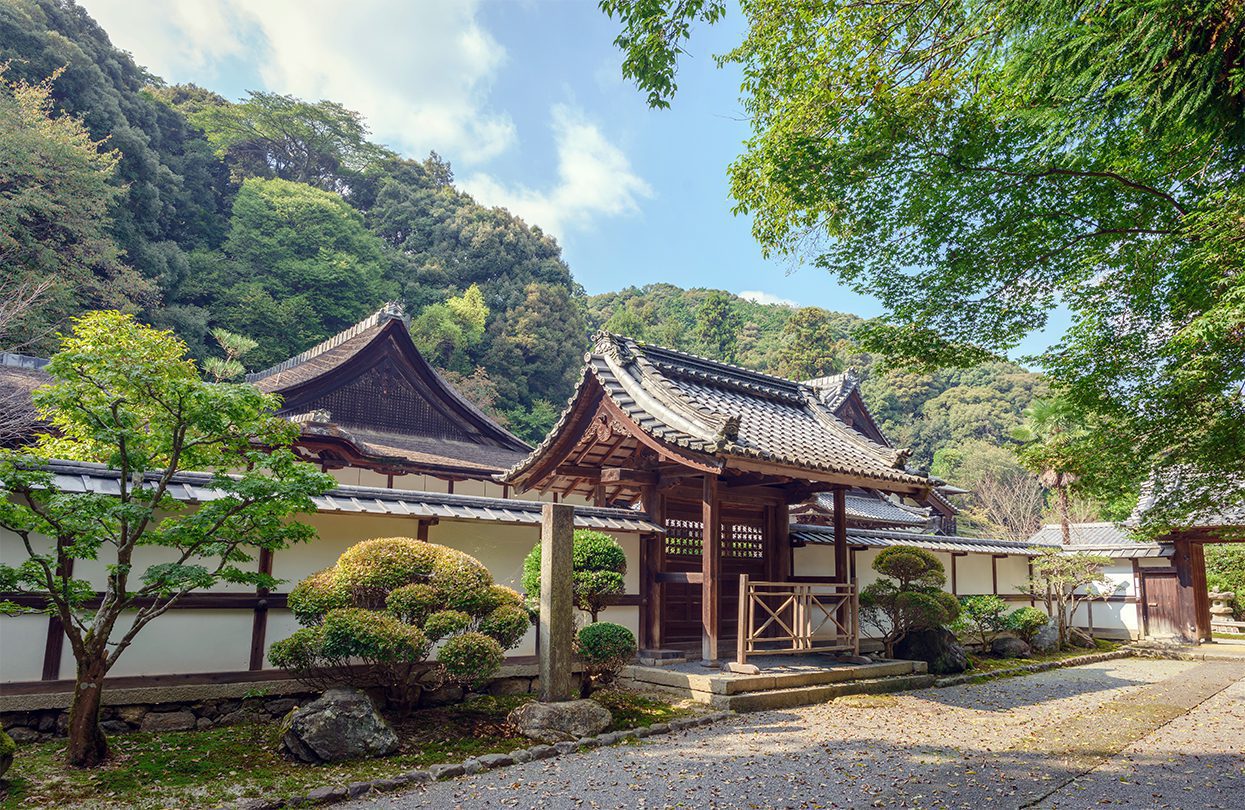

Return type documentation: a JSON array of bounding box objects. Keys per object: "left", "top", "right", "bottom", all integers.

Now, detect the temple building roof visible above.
[
  {"left": 246, "top": 303, "right": 530, "bottom": 478},
  {"left": 792, "top": 524, "right": 1048, "bottom": 556},
  {"left": 790, "top": 491, "right": 933, "bottom": 530},
  {"left": 502, "top": 333, "right": 929, "bottom": 498}
]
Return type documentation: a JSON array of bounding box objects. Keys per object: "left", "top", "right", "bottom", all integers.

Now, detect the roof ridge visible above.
[
  {"left": 246, "top": 302, "right": 406, "bottom": 382},
  {"left": 0, "top": 352, "right": 50, "bottom": 370},
  {"left": 594, "top": 331, "right": 806, "bottom": 399}
]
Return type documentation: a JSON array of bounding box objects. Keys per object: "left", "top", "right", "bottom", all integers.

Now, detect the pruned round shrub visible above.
[
  {"left": 386, "top": 582, "right": 440, "bottom": 624},
  {"left": 287, "top": 569, "right": 350, "bottom": 626},
  {"left": 270, "top": 537, "right": 528, "bottom": 713},
  {"left": 437, "top": 631, "right": 504, "bottom": 688},
  {"left": 320, "top": 607, "right": 430, "bottom": 664},
  {"left": 424, "top": 609, "right": 473, "bottom": 642},
  {"left": 478, "top": 605, "right": 529, "bottom": 648},
  {"left": 1007, "top": 606, "right": 1049, "bottom": 644},
  {"left": 575, "top": 621, "right": 636, "bottom": 697},
  {"left": 523, "top": 530, "right": 627, "bottom": 621},
  {"left": 953, "top": 594, "right": 1010, "bottom": 649},
  {"left": 268, "top": 626, "right": 325, "bottom": 672}
]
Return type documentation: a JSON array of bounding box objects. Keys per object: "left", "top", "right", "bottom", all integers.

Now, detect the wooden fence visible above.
[{"left": 736, "top": 575, "right": 859, "bottom": 665}]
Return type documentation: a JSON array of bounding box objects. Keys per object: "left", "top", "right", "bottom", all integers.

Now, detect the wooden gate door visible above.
[
  {"left": 659, "top": 508, "right": 767, "bottom": 650},
  {"left": 1142, "top": 571, "right": 1180, "bottom": 637}
]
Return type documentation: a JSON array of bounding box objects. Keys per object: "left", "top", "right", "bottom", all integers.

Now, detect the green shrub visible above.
[
  {"left": 953, "top": 594, "right": 1010, "bottom": 649},
  {"left": 268, "top": 626, "right": 326, "bottom": 672},
  {"left": 1206, "top": 544, "right": 1245, "bottom": 620},
  {"left": 523, "top": 530, "right": 627, "bottom": 621},
  {"left": 0, "top": 727, "right": 16, "bottom": 757},
  {"left": 438, "top": 631, "right": 505, "bottom": 688},
  {"left": 287, "top": 569, "right": 350, "bottom": 626},
  {"left": 1007, "top": 606, "right": 1049, "bottom": 644},
  {"left": 270, "top": 538, "right": 527, "bottom": 713},
  {"left": 424, "top": 610, "right": 473, "bottom": 641},
  {"left": 385, "top": 582, "right": 440, "bottom": 624},
  {"left": 479, "top": 605, "right": 530, "bottom": 648},
  {"left": 319, "top": 608, "right": 430, "bottom": 664},
  {"left": 575, "top": 621, "right": 637, "bottom": 696}
]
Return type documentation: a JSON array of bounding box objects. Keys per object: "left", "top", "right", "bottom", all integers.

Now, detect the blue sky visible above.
[{"left": 80, "top": 0, "right": 1066, "bottom": 359}]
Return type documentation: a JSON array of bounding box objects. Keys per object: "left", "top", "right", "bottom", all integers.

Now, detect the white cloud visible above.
[
  {"left": 82, "top": 0, "right": 515, "bottom": 163},
  {"left": 461, "top": 104, "right": 653, "bottom": 239},
  {"left": 739, "top": 290, "right": 800, "bottom": 308}
]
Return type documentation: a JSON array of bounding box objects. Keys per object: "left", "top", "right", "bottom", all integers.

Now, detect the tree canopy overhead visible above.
[{"left": 602, "top": 0, "right": 1245, "bottom": 528}]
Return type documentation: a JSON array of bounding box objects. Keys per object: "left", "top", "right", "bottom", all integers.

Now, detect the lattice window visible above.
[
  {"left": 664, "top": 518, "right": 703, "bottom": 557},
  {"left": 723, "top": 521, "right": 765, "bottom": 560}
]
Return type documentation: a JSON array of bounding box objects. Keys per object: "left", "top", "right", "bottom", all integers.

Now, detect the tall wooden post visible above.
[
  {"left": 539, "top": 503, "right": 575, "bottom": 701},
  {"left": 832, "top": 486, "right": 848, "bottom": 583},
  {"left": 639, "top": 486, "right": 664, "bottom": 651},
  {"left": 701, "top": 475, "right": 721, "bottom": 663}
]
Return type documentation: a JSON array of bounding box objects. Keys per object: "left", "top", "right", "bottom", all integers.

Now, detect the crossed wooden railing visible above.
[{"left": 736, "top": 575, "right": 859, "bottom": 665}]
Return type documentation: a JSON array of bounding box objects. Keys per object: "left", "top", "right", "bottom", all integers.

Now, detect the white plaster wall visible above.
[
  {"left": 793, "top": 544, "right": 838, "bottom": 578},
  {"left": 100, "top": 609, "right": 255, "bottom": 677},
  {"left": 954, "top": 554, "right": 994, "bottom": 595},
  {"left": 0, "top": 614, "right": 49, "bottom": 682},
  {"left": 995, "top": 556, "right": 1031, "bottom": 595}
]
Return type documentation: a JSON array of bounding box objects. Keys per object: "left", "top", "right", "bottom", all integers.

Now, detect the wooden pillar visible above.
[
  {"left": 767, "top": 503, "right": 792, "bottom": 583},
  {"left": 701, "top": 475, "right": 721, "bottom": 663},
  {"left": 539, "top": 503, "right": 575, "bottom": 701},
  {"left": 1191, "top": 541, "right": 1211, "bottom": 642},
  {"left": 639, "top": 487, "right": 665, "bottom": 650},
  {"left": 832, "top": 486, "right": 848, "bottom": 583},
  {"left": 1171, "top": 537, "right": 1207, "bottom": 644},
  {"left": 951, "top": 552, "right": 966, "bottom": 595},
  {"left": 41, "top": 558, "right": 73, "bottom": 680},
  {"left": 249, "top": 548, "right": 274, "bottom": 671},
  {"left": 991, "top": 555, "right": 1001, "bottom": 595}
]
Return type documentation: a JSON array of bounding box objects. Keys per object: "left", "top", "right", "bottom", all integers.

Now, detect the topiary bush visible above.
[
  {"left": 1006, "top": 606, "right": 1049, "bottom": 645},
  {"left": 860, "top": 546, "right": 959, "bottom": 658},
  {"left": 438, "top": 631, "right": 505, "bottom": 689},
  {"left": 523, "top": 530, "right": 627, "bottom": 621},
  {"left": 269, "top": 537, "right": 528, "bottom": 713},
  {"left": 575, "top": 621, "right": 637, "bottom": 697}
]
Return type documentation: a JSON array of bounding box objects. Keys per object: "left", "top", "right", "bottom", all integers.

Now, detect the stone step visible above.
[
  {"left": 720, "top": 673, "right": 938, "bottom": 712},
  {"left": 621, "top": 659, "right": 924, "bottom": 697}
]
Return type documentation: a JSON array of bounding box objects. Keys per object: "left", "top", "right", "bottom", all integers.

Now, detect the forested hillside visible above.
[{"left": 1, "top": 0, "right": 1055, "bottom": 533}]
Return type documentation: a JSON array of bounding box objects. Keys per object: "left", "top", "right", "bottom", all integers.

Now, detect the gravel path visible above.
[{"left": 341, "top": 657, "right": 1243, "bottom": 809}]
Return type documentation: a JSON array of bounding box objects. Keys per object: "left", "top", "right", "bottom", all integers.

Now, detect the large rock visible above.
[
  {"left": 1032, "top": 622, "right": 1059, "bottom": 652},
  {"left": 140, "top": 710, "right": 197, "bottom": 732},
  {"left": 991, "top": 636, "right": 1032, "bottom": 659},
  {"left": 508, "top": 699, "right": 611, "bottom": 744},
  {"left": 280, "top": 688, "right": 399, "bottom": 764},
  {"left": 1068, "top": 627, "right": 1096, "bottom": 648},
  {"left": 894, "top": 627, "right": 969, "bottom": 674}
]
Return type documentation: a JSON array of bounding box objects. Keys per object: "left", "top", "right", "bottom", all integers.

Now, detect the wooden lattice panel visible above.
[
  {"left": 664, "top": 517, "right": 703, "bottom": 557},
  {"left": 312, "top": 360, "right": 470, "bottom": 440},
  {"left": 723, "top": 521, "right": 764, "bottom": 560}
]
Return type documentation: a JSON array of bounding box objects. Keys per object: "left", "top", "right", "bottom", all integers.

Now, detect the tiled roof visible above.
[
  {"left": 35, "top": 459, "right": 661, "bottom": 533},
  {"left": 504, "top": 334, "right": 928, "bottom": 490},
  {"left": 802, "top": 371, "right": 860, "bottom": 412},
  {"left": 1027, "top": 522, "right": 1132, "bottom": 547},
  {"left": 791, "top": 525, "right": 1044, "bottom": 556},
  {"left": 246, "top": 303, "right": 406, "bottom": 388},
  {"left": 0, "top": 354, "right": 52, "bottom": 443},
  {"left": 793, "top": 492, "right": 931, "bottom": 528},
  {"left": 1128, "top": 474, "right": 1245, "bottom": 533}
]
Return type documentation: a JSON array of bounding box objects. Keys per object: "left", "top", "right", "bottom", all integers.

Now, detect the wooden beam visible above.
[
  {"left": 554, "top": 464, "right": 601, "bottom": 479},
  {"left": 656, "top": 571, "right": 703, "bottom": 584},
  {"left": 702, "top": 475, "right": 721, "bottom": 662},
  {"left": 41, "top": 558, "right": 73, "bottom": 681},
  {"left": 600, "top": 467, "right": 658, "bottom": 486}
]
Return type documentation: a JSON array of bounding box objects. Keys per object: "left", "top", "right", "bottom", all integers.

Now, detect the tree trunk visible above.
[
  {"left": 65, "top": 653, "right": 110, "bottom": 767},
  {"left": 1058, "top": 484, "right": 1071, "bottom": 545}
]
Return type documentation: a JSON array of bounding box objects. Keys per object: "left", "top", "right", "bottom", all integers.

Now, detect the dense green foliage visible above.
[
  {"left": 522, "top": 530, "right": 628, "bottom": 622},
  {"left": 575, "top": 621, "right": 638, "bottom": 696},
  {"left": 0, "top": 312, "right": 333, "bottom": 767},
  {"left": 0, "top": 0, "right": 586, "bottom": 437},
  {"left": 602, "top": 0, "right": 1245, "bottom": 532},
  {"left": 1205, "top": 544, "right": 1245, "bottom": 621},
  {"left": 953, "top": 594, "right": 1010, "bottom": 650},
  {"left": 1006, "top": 606, "right": 1049, "bottom": 646},
  {"left": 859, "top": 547, "right": 960, "bottom": 658},
  {"left": 272, "top": 537, "right": 527, "bottom": 710}
]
